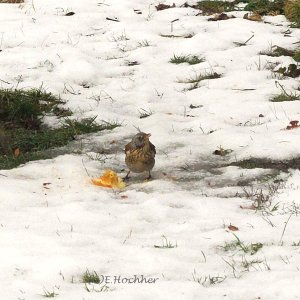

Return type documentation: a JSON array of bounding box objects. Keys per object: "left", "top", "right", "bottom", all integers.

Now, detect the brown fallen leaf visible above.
[
  {"left": 155, "top": 3, "right": 175, "bottom": 11},
  {"left": 243, "top": 13, "right": 262, "bottom": 22},
  {"left": 208, "top": 13, "right": 235, "bottom": 21},
  {"left": 14, "top": 148, "right": 20, "bottom": 157},
  {"left": 228, "top": 224, "right": 239, "bottom": 231},
  {"left": 286, "top": 120, "right": 299, "bottom": 130},
  {"left": 121, "top": 195, "right": 128, "bottom": 199}
]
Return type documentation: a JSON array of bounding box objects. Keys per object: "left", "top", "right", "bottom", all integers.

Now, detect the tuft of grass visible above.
[
  {"left": 271, "top": 91, "right": 300, "bottom": 102},
  {"left": 154, "top": 235, "right": 178, "bottom": 249},
  {"left": 275, "top": 63, "right": 300, "bottom": 78},
  {"left": 137, "top": 40, "right": 151, "bottom": 47},
  {"left": 139, "top": 108, "right": 153, "bottom": 119},
  {"left": 42, "top": 288, "right": 58, "bottom": 298},
  {"left": 0, "top": 87, "right": 121, "bottom": 170},
  {"left": 82, "top": 269, "right": 101, "bottom": 284},
  {"left": 192, "top": 271, "right": 227, "bottom": 286},
  {"left": 0, "top": 117, "right": 120, "bottom": 170},
  {"left": 259, "top": 45, "right": 295, "bottom": 57},
  {"left": 271, "top": 81, "right": 300, "bottom": 102},
  {"left": 0, "top": 87, "right": 70, "bottom": 130},
  {"left": 169, "top": 54, "right": 205, "bottom": 65},
  {"left": 222, "top": 234, "right": 263, "bottom": 255},
  {"left": 179, "top": 71, "right": 221, "bottom": 91},
  {"left": 293, "top": 50, "right": 300, "bottom": 62},
  {"left": 244, "top": 0, "right": 285, "bottom": 15},
  {"left": 196, "top": 0, "right": 236, "bottom": 14},
  {"left": 284, "top": 0, "right": 300, "bottom": 27}
]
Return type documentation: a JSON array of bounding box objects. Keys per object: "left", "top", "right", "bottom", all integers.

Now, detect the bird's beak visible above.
[{"left": 145, "top": 133, "right": 151, "bottom": 139}]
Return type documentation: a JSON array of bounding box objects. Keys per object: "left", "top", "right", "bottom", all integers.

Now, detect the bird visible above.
[{"left": 124, "top": 132, "right": 156, "bottom": 180}]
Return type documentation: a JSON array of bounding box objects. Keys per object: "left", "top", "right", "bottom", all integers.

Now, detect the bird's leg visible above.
[
  {"left": 123, "top": 170, "right": 131, "bottom": 181},
  {"left": 146, "top": 171, "right": 152, "bottom": 180}
]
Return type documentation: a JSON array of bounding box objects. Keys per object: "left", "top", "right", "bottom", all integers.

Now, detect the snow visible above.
[{"left": 1, "top": 0, "right": 300, "bottom": 299}]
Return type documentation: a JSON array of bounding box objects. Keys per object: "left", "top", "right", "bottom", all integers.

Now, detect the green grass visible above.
[
  {"left": 0, "top": 117, "right": 120, "bottom": 169},
  {"left": 181, "top": 72, "right": 221, "bottom": 84},
  {"left": 244, "top": 0, "right": 285, "bottom": 15},
  {"left": 259, "top": 46, "right": 295, "bottom": 57},
  {"left": 196, "top": 0, "right": 236, "bottom": 14},
  {"left": 294, "top": 50, "right": 300, "bottom": 62},
  {"left": 82, "top": 269, "right": 101, "bottom": 284},
  {"left": 271, "top": 91, "right": 300, "bottom": 102},
  {"left": 275, "top": 64, "right": 300, "bottom": 78},
  {"left": 169, "top": 54, "right": 205, "bottom": 65},
  {"left": 285, "top": 0, "right": 300, "bottom": 28},
  {"left": 179, "top": 71, "right": 221, "bottom": 91},
  {"left": 0, "top": 87, "right": 70, "bottom": 130},
  {"left": 0, "top": 87, "right": 120, "bottom": 170},
  {"left": 222, "top": 234, "right": 263, "bottom": 255}
]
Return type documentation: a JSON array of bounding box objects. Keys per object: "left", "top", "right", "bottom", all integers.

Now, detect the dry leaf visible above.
[
  {"left": 121, "top": 195, "right": 128, "bottom": 199},
  {"left": 208, "top": 13, "right": 235, "bottom": 21},
  {"left": 228, "top": 224, "right": 239, "bottom": 231},
  {"left": 155, "top": 3, "right": 175, "bottom": 11},
  {"left": 91, "top": 169, "right": 125, "bottom": 189},
  {"left": 244, "top": 13, "right": 262, "bottom": 22},
  {"left": 286, "top": 120, "right": 299, "bottom": 130},
  {"left": 14, "top": 148, "right": 20, "bottom": 157}
]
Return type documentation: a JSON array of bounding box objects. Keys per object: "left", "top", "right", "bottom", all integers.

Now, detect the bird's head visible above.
[{"left": 131, "top": 132, "right": 151, "bottom": 148}]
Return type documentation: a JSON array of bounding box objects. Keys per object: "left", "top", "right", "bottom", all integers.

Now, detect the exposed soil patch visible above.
[{"left": 230, "top": 157, "right": 300, "bottom": 171}]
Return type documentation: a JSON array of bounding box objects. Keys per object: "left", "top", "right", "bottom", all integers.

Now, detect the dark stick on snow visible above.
[
  {"left": 243, "top": 34, "right": 254, "bottom": 45},
  {"left": 82, "top": 159, "right": 91, "bottom": 177},
  {"left": 0, "top": 78, "right": 11, "bottom": 85},
  {"left": 106, "top": 17, "right": 120, "bottom": 22}
]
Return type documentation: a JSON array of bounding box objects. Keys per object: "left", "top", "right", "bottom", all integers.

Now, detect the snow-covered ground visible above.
[{"left": 1, "top": 0, "right": 300, "bottom": 299}]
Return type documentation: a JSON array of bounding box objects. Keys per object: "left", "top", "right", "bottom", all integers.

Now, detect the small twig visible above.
[
  {"left": 170, "top": 18, "right": 179, "bottom": 32},
  {"left": 201, "top": 250, "right": 207, "bottom": 262},
  {"left": 0, "top": 78, "right": 11, "bottom": 85},
  {"left": 82, "top": 159, "right": 91, "bottom": 177},
  {"left": 279, "top": 212, "right": 293, "bottom": 245},
  {"left": 243, "top": 34, "right": 254, "bottom": 45},
  {"left": 232, "top": 88, "right": 256, "bottom": 91},
  {"left": 106, "top": 17, "right": 119, "bottom": 22},
  {"left": 63, "top": 83, "right": 80, "bottom": 95},
  {"left": 275, "top": 81, "right": 289, "bottom": 97}
]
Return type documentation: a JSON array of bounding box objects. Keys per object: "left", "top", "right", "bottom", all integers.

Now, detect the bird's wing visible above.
[{"left": 150, "top": 142, "right": 156, "bottom": 154}]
